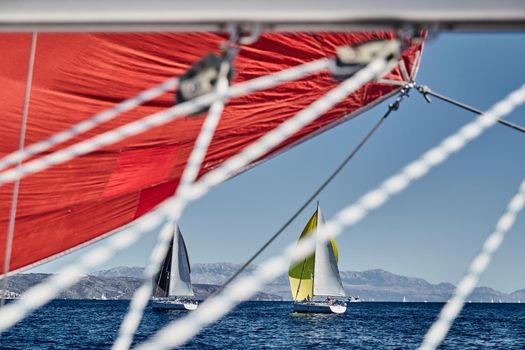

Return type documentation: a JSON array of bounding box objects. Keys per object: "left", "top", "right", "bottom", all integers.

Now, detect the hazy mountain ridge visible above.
[
  {"left": 4, "top": 264, "right": 523, "bottom": 302},
  {"left": 510, "top": 289, "right": 525, "bottom": 300},
  {"left": 2, "top": 272, "right": 281, "bottom": 301},
  {"left": 189, "top": 264, "right": 524, "bottom": 302},
  {"left": 93, "top": 266, "right": 145, "bottom": 279},
  {"left": 175, "top": 263, "right": 525, "bottom": 302}
]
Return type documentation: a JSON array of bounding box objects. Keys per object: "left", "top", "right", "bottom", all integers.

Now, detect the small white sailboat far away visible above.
[
  {"left": 288, "top": 203, "right": 347, "bottom": 314},
  {"left": 152, "top": 224, "right": 198, "bottom": 311},
  {"left": 348, "top": 295, "right": 361, "bottom": 303}
]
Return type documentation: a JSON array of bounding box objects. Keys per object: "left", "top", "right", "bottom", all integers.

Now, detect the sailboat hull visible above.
[
  {"left": 152, "top": 299, "right": 198, "bottom": 311},
  {"left": 292, "top": 301, "right": 347, "bottom": 314}
]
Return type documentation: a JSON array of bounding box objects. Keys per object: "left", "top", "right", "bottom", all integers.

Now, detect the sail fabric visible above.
[
  {"left": 288, "top": 209, "right": 318, "bottom": 301},
  {"left": 152, "top": 236, "right": 174, "bottom": 298},
  {"left": 0, "top": 33, "right": 423, "bottom": 273},
  {"left": 312, "top": 206, "right": 345, "bottom": 297},
  {"left": 169, "top": 226, "right": 194, "bottom": 297}
]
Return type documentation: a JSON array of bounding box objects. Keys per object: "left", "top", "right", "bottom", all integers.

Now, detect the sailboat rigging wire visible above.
[
  {"left": 417, "top": 85, "right": 525, "bottom": 134},
  {"left": 118, "top": 55, "right": 392, "bottom": 348},
  {"left": 0, "top": 78, "right": 179, "bottom": 173},
  {"left": 0, "top": 58, "right": 331, "bottom": 188},
  {"left": 214, "top": 88, "right": 410, "bottom": 296},
  {"left": 112, "top": 57, "right": 232, "bottom": 350},
  {"left": 134, "top": 82, "right": 525, "bottom": 350},
  {"left": 0, "top": 54, "right": 390, "bottom": 333},
  {"left": 419, "top": 177, "right": 525, "bottom": 350},
  {"left": 1, "top": 32, "right": 37, "bottom": 307}
]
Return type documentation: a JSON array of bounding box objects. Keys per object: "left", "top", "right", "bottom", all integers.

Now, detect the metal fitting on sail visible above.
[
  {"left": 175, "top": 53, "right": 233, "bottom": 115},
  {"left": 417, "top": 84, "right": 433, "bottom": 103},
  {"left": 332, "top": 40, "right": 401, "bottom": 80}
]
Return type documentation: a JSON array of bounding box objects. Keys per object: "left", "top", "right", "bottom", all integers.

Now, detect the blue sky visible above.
[{"left": 31, "top": 33, "right": 525, "bottom": 293}]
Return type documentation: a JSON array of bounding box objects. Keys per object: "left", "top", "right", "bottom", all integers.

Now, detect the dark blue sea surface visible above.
[{"left": 3, "top": 301, "right": 525, "bottom": 349}]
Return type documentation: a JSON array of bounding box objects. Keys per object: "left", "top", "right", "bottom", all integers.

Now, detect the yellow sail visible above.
[
  {"left": 288, "top": 209, "right": 318, "bottom": 301},
  {"left": 331, "top": 239, "right": 339, "bottom": 263},
  {"left": 288, "top": 206, "right": 340, "bottom": 301}
]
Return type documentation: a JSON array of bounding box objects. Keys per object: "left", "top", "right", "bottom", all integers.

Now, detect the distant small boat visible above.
[
  {"left": 101, "top": 293, "right": 107, "bottom": 300},
  {"left": 491, "top": 298, "right": 494, "bottom": 303},
  {"left": 288, "top": 203, "right": 347, "bottom": 314},
  {"left": 152, "top": 224, "right": 198, "bottom": 311},
  {"left": 403, "top": 296, "right": 406, "bottom": 303},
  {"left": 348, "top": 295, "right": 361, "bottom": 303}
]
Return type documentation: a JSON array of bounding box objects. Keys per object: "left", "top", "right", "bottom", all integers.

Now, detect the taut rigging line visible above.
[
  {"left": 417, "top": 85, "right": 525, "bottom": 134},
  {"left": 215, "top": 87, "right": 412, "bottom": 295}
]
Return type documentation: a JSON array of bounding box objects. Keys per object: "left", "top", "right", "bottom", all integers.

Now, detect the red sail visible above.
[{"left": 0, "top": 32, "right": 422, "bottom": 273}]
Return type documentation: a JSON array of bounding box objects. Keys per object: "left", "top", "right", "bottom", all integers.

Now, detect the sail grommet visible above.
[
  {"left": 176, "top": 53, "right": 233, "bottom": 115},
  {"left": 332, "top": 40, "right": 401, "bottom": 80}
]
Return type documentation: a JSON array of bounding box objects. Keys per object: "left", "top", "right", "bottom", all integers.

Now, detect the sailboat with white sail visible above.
[
  {"left": 288, "top": 203, "right": 347, "bottom": 314},
  {"left": 152, "top": 224, "right": 198, "bottom": 311}
]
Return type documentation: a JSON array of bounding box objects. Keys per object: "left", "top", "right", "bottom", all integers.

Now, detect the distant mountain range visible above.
[
  {"left": 4, "top": 271, "right": 281, "bottom": 301},
  {"left": 4, "top": 263, "right": 524, "bottom": 302},
  {"left": 94, "top": 263, "right": 525, "bottom": 302}
]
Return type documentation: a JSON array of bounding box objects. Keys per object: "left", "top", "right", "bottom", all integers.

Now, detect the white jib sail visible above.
[
  {"left": 169, "top": 225, "right": 195, "bottom": 297},
  {"left": 313, "top": 205, "right": 346, "bottom": 297}
]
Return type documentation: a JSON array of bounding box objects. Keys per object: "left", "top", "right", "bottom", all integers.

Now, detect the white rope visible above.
[
  {"left": 0, "top": 58, "right": 330, "bottom": 188},
  {"left": 1, "top": 32, "right": 37, "bottom": 306},
  {"left": 419, "top": 177, "right": 525, "bottom": 350},
  {"left": 0, "top": 210, "right": 167, "bottom": 331},
  {"left": 0, "top": 55, "right": 372, "bottom": 333},
  {"left": 112, "top": 59, "right": 231, "bottom": 350},
  {"left": 134, "top": 82, "right": 525, "bottom": 350},
  {"left": 111, "top": 220, "right": 175, "bottom": 349},
  {"left": 0, "top": 78, "right": 178, "bottom": 173},
  {"left": 113, "top": 55, "right": 392, "bottom": 349}
]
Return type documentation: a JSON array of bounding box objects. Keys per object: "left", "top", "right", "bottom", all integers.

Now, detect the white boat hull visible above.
[
  {"left": 293, "top": 301, "right": 347, "bottom": 314},
  {"left": 152, "top": 299, "right": 198, "bottom": 311}
]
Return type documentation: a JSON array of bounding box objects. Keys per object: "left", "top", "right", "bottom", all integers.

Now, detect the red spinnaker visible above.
[{"left": 0, "top": 32, "right": 422, "bottom": 273}]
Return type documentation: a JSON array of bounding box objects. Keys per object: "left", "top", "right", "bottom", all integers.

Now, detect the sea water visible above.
[{"left": 3, "top": 301, "right": 525, "bottom": 349}]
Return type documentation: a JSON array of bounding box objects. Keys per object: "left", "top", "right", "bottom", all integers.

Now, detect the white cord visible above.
[
  {"left": 0, "top": 55, "right": 377, "bottom": 333},
  {"left": 0, "top": 212, "right": 164, "bottom": 331},
  {"left": 112, "top": 59, "right": 231, "bottom": 350},
  {"left": 0, "top": 58, "right": 330, "bottom": 187},
  {"left": 1, "top": 32, "right": 38, "bottom": 306},
  {"left": 0, "top": 78, "right": 178, "bottom": 173},
  {"left": 134, "top": 82, "right": 525, "bottom": 350},
  {"left": 419, "top": 177, "right": 525, "bottom": 350}
]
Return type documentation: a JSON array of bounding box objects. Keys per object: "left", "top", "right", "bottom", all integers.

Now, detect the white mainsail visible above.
[
  {"left": 313, "top": 205, "right": 345, "bottom": 297},
  {"left": 168, "top": 226, "right": 194, "bottom": 297}
]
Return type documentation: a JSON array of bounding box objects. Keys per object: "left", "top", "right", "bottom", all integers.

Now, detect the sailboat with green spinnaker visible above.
[{"left": 288, "top": 203, "right": 347, "bottom": 314}]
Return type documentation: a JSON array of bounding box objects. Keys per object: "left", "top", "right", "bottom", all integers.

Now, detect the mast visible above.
[{"left": 311, "top": 202, "right": 320, "bottom": 298}]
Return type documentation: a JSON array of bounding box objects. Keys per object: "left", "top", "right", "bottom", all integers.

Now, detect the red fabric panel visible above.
[
  {"left": 0, "top": 32, "right": 423, "bottom": 272},
  {"left": 134, "top": 180, "right": 179, "bottom": 219},
  {"left": 103, "top": 144, "right": 180, "bottom": 198}
]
